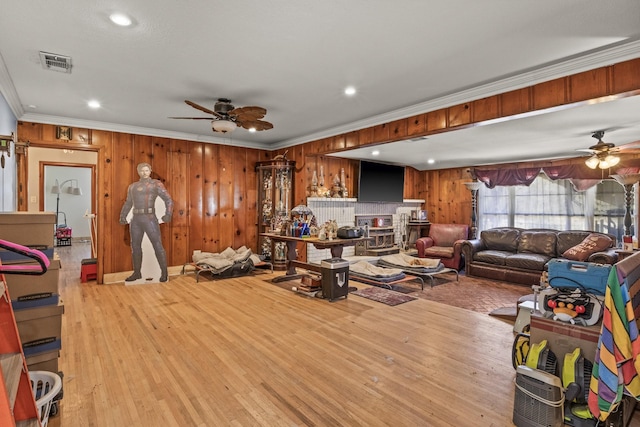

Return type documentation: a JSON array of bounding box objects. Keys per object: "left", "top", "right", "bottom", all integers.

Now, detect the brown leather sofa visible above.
[
  {"left": 461, "top": 227, "right": 618, "bottom": 285},
  {"left": 415, "top": 223, "right": 469, "bottom": 270}
]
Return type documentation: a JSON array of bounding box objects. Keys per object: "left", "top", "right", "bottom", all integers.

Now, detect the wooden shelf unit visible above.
[
  {"left": 0, "top": 274, "right": 41, "bottom": 426},
  {"left": 354, "top": 215, "right": 398, "bottom": 256}
]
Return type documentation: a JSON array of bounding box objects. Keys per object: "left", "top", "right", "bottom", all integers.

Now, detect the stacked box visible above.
[
  {"left": 14, "top": 302, "right": 64, "bottom": 358},
  {"left": 6, "top": 259, "right": 61, "bottom": 309},
  {"left": 0, "top": 212, "right": 62, "bottom": 373},
  {"left": 0, "top": 211, "right": 56, "bottom": 248},
  {"left": 25, "top": 349, "right": 60, "bottom": 372}
]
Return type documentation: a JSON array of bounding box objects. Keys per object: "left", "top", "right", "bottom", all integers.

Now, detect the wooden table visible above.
[{"left": 260, "top": 233, "right": 368, "bottom": 281}]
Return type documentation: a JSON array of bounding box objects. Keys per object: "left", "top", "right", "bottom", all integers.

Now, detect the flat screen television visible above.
[{"left": 358, "top": 160, "right": 405, "bottom": 203}]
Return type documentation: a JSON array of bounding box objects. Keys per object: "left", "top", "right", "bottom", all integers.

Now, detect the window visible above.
[{"left": 478, "top": 173, "right": 631, "bottom": 242}]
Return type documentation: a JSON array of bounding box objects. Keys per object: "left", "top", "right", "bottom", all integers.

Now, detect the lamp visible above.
[
  {"left": 464, "top": 180, "right": 483, "bottom": 239},
  {"left": 585, "top": 153, "right": 620, "bottom": 169},
  {"left": 51, "top": 179, "right": 83, "bottom": 227},
  {"left": 610, "top": 173, "right": 640, "bottom": 237},
  {"left": 212, "top": 119, "right": 237, "bottom": 133}
]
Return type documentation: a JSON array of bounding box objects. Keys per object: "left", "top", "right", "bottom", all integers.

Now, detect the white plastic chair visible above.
[{"left": 29, "top": 370, "right": 62, "bottom": 427}]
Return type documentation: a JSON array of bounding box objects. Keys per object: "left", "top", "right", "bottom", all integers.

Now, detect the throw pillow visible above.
[
  {"left": 220, "top": 246, "right": 237, "bottom": 259},
  {"left": 562, "top": 233, "right": 612, "bottom": 262}
]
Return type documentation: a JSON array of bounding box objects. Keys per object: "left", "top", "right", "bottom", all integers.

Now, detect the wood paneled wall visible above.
[{"left": 14, "top": 57, "right": 640, "bottom": 280}]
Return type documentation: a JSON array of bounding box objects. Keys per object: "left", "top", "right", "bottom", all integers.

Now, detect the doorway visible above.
[{"left": 40, "top": 163, "right": 95, "bottom": 241}]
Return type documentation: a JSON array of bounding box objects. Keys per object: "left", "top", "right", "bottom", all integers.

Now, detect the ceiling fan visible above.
[
  {"left": 170, "top": 98, "right": 273, "bottom": 134},
  {"left": 579, "top": 130, "right": 640, "bottom": 169}
]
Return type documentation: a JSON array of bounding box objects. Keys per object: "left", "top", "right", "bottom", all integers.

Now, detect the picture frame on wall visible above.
[{"left": 56, "top": 126, "right": 72, "bottom": 140}]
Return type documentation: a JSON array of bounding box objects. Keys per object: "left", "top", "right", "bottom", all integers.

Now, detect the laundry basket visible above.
[{"left": 29, "top": 370, "right": 62, "bottom": 427}]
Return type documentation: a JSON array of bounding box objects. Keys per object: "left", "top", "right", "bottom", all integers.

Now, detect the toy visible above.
[{"left": 538, "top": 287, "right": 603, "bottom": 326}]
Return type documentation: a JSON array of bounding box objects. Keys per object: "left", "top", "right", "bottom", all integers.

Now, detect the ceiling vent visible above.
[{"left": 39, "top": 52, "right": 72, "bottom": 73}]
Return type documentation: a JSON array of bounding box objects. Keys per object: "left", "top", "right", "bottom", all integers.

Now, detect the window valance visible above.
[{"left": 471, "top": 161, "right": 640, "bottom": 191}]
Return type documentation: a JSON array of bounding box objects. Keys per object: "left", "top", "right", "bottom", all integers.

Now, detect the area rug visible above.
[{"left": 351, "top": 287, "right": 417, "bottom": 306}]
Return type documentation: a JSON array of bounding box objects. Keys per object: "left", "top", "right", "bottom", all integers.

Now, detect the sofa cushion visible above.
[
  {"left": 562, "top": 233, "right": 613, "bottom": 262},
  {"left": 481, "top": 228, "right": 520, "bottom": 251},
  {"left": 506, "top": 253, "right": 552, "bottom": 271},
  {"left": 517, "top": 231, "right": 557, "bottom": 257},
  {"left": 474, "top": 250, "right": 511, "bottom": 266},
  {"left": 422, "top": 246, "right": 455, "bottom": 258}
]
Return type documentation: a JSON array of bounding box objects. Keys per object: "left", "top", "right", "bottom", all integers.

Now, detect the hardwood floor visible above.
[{"left": 45, "top": 243, "right": 636, "bottom": 426}]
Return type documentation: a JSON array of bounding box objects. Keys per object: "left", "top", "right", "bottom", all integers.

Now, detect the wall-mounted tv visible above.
[{"left": 358, "top": 160, "right": 405, "bottom": 203}]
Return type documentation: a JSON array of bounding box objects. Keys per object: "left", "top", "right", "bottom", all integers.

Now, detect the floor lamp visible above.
[
  {"left": 464, "top": 181, "right": 483, "bottom": 239},
  {"left": 610, "top": 173, "right": 640, "bottom": 244},
  {"left": 51, "top": 179, "right": 83, "bottom": 227}
]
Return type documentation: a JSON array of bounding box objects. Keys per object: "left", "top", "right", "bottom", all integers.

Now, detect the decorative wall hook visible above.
[{"left": 0, "top": 132, "right": 15, "bottom": 168}]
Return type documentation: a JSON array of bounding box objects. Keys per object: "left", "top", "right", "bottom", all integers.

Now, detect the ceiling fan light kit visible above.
[
  {"left": 585, "top": 153, "right": 620, "bottom": 169},
  {"left": 212, "top": 119, "right": 237, "bottom": 133}
]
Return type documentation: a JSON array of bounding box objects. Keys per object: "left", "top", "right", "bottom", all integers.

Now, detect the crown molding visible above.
[
  {"left": 271, "top": 39, "right": 640, "bottom": 150},
  {"left": 0, "top": 53, "right": 24, "bottom": 119},
  {"left": 17, "top": 113, "right": 265, "bottom": 149}
]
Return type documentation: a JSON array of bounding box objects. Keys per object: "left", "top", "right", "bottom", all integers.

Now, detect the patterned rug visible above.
[
  {"left": 264, "top": 271, "right": 530, "bottom": 314},
  {"left": 351, "top": 286, "right": 417, "bottom": 306}
]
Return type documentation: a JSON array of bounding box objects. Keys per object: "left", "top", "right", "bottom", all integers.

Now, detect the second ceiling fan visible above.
[
  {"left": 170, "top": 98, "right": 273, "bottom": 133},
  {"left": 579, "top": 130, "right": 640, "bottom": 169}
]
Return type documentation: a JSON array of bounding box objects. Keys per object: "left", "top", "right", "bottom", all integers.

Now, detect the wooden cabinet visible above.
[{"left": 256, "top": 159, "right": 295, "bottom": 269}]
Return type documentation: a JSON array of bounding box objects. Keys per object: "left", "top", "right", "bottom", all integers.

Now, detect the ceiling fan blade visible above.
[
  {"left": 185, "top": 100, "right": 222, "bottom": 118},
  {"left": 229, "top": 106, "right": 267, "bottom": 119},
  {"left": 238, "top": 119, "right": 274, "bottom": 131},
  {"left": 169, "top": 116, "right": 214, "bottom": 120},
  {"left": 616, "top": 140, "right": 640, "bottom": 151}
]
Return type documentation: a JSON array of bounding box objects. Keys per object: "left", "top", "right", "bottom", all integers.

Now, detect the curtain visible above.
[
  {"left": 472, "top": 161, "right": 640, "bottom": 190},
  {"left": 472, "top": 167, "right": 540, "bottom": 188}
]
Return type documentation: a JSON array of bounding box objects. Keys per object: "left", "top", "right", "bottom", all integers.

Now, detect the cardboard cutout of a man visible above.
[{"left": 119, "top": 162, "right": 173, "bottom": 282}]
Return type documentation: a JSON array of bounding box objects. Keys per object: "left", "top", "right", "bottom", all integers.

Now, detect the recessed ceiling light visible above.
[
  {"left": 344, "top": 86, "right": 356, "bottom": 96},
  {"left": 27, "top": 104, "right": 37, "bottom": 109},
  {"left": 371, "top": 150, "right": 380, "bottom": 156},
  {"left": 427, "top": 159, "right": 435, "bottom": 164},
  {"left": 248, "top": 128, "right": 256, "bottom": 133},
  {"left": 109, "top": 13, "right": 132, "bottom": 26},
  {"left": 88, "top": 100, "right": 101, "bottom": 109}
]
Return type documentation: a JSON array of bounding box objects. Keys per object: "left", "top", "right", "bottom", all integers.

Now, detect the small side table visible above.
[
  {"left": 616, "top": 249, "right": 640, "bottom": 261},
  {"left": 406, "top": 221, "right": 430, "bottom": 249}
]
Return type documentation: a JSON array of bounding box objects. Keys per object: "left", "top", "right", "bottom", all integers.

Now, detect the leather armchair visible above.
[{"left": 416, "top": 223, "right": 469, "bottom": 270}]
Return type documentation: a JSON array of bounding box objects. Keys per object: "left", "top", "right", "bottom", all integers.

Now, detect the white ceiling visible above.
[{"left": 1, "top": 1, "right": 639, "bottom": 170}]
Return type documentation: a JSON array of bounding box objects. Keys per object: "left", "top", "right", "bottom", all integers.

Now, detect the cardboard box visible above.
[
  {"left": 0, "top": 246, "right": 54, "bottom": 264},
  {"left": 22, "top": 339, "right": 61, "bottom": 357},
  {"left": 14, "top": 302, "right": 64, "bottom": 347},
  {"left": 529, "top": 314, "right": 601, "bottom": 373},
  {"left": 5, "top": 259, "right": 60, "bottom": 300},
  {"left": 27, "top": 357, "right": 58, "bottom": 373},
  {"left": 25, "top": 349, "right": 59, "bottom": 373},
  {"left": 0, "top": 211, "right": 56, "bottom": 247},
  {"left": 11, "top": 294, "right": 60, "bottom": 310}
]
